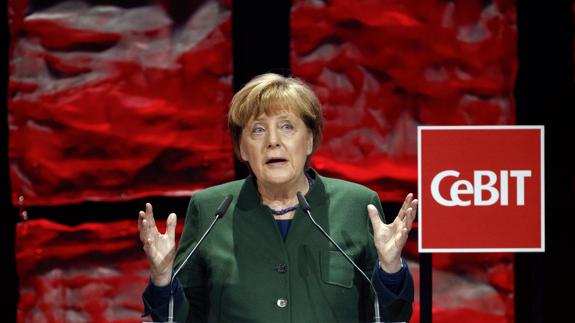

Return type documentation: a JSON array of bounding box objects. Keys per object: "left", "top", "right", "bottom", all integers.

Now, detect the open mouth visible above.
[{"left": 265, "top": 158, "right": 288, "bottom": 165}]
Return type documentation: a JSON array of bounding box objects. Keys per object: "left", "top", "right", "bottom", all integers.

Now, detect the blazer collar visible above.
[{"left": 236, "top": 168, "right": 326, "bottom": 212}]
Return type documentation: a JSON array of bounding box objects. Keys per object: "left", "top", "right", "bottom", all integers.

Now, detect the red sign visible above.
[{"left": 418, "top": 126, "right": 544, "bottom": 252}]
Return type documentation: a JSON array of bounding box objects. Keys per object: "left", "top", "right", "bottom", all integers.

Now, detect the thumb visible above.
[
  {"left": 367, "top": 204, "right": 383, "bottom": 232},
  {"left": 166, "top": 213, "right": 177, "bottom": 241}
]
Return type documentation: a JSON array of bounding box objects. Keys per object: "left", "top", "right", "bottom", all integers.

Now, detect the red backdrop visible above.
[
  {"left": 292, "top": 0, "right": 517, "bottom": 202},
  {"left": 10, "top": 0, "right": 518, "bottom": 322},
  {"left": 8, "top": 0, "right": 234, "bottom": 207},
  {"left": 16, "top": 218, "right": 184, "bottom": 323}
]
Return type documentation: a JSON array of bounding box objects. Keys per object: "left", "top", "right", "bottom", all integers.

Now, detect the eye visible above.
[
  {"left": 280, "top": 122, "right": 294, "bottom": 131},
  {"left": 251, "top": 125, "right": 265, "bottom": 135}
]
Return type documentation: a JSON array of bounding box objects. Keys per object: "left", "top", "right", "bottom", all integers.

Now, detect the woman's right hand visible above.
[{"left": 138, "top": 203, "right": 177, "bottom": 287}]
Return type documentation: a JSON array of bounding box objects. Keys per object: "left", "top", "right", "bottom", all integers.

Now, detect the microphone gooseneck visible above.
[
  {"left": 215, "top": 194, "right": 233, "bottom": 217},
  {"left": 296, "top": 192, "right": 382, "bottom": 323},
  {"left": 167, "top": 194, "right": 233, "bottom": 323}
]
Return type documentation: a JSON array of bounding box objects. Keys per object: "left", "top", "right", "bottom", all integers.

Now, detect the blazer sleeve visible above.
[{"left": 141, "top": 278, "right": 189, "bottom": 322}]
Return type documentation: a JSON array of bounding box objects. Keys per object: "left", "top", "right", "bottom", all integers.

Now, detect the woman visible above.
[{"left": 139, "top": 73, "right": 417, "bottom": 322}]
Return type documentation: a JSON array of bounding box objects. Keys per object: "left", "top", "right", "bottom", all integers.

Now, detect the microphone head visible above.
[
  {"left": 296, "top": 192, "right": 311, "bottom": 212},
  {"left": 215, "top": 195, "right": 233, "bottom": 217}
]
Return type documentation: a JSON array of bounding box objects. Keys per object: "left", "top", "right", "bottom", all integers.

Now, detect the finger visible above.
[
  {"left": 400, "top": 208, "right": 414, "bottom": 233},
  {"left": 139, "top": 210, "right": 150, "bottom": 231},
  {"left": 139, "top": 205, "right": 159, "bottom": 244},
  {"left": 395, "top": 228, "right": 409, "bottom": 250},
  {"left": 397, "top": 193, "right": 414, "bottom": 221},
  {"left": 393, "top": 200, "right": 411, "bottom": 226},
  {"left": 139, "top": 218, "right": 153, "bottom": 244},
  {"left": 397, "top": 194, "right": 409, "bottom": 218},
  {"left": 138, "top": 211, "right": 145, "bottom": 230},
  {"left": 367, "top": 204, "right": 384, "bottom": 232},
  {"left": 138, "top": 211, "right": 148, "bottom": 238},
  {"left": 166, "top": 213, "right": 177, "bottom": 241},
  {"left": 404, "top": 199, "right": 418, "bottom": 229},
  {"left": 400, "top": 193, "right": 411, "bottom": 210},
  {"left": 145, "top": 203, "right": 156, "bottom": 227}
]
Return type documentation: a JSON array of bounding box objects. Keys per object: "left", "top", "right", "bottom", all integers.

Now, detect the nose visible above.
[{"left": 266, "top": 127, "right": 280, "bottom": 148}]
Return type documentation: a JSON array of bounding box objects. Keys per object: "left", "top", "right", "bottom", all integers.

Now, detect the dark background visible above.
[
  {"left": 2, "top": 1, "right": 574, "bottom": 322},
  {"left": 514, "top": 1, "right": 574, "bottom": 322}
]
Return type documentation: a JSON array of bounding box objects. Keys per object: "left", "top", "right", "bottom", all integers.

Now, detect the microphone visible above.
[
  {"left": 296, "top": 192, "right": 383, "bottom": 323},
  {"left": 166, "top": 194, "right": 233, "bottom": 323}
]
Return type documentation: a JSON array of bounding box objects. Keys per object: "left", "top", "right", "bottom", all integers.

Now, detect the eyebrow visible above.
[{"left": 252, "top": 113, "right": 293, "bottom": 122}]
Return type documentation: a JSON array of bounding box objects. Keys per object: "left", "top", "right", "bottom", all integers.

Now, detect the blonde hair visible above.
[{"left": 228, "top": 73, "right": 323, "bottom": 169}]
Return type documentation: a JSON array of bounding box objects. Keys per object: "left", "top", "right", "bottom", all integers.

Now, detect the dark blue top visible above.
[{"left": 275, "top": 218, "right": 292, "bottom": 241}]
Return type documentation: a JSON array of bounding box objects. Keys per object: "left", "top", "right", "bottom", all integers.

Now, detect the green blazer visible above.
[{"left": 146, "top": 170, "right": 413, "bottom": 322}]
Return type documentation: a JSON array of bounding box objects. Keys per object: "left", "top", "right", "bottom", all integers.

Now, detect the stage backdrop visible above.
[
  {"left": 292, "top": 0, "right": 517, "bottom": 201},
  {"left": 8, "top": 0, "right": 233, "bottom": 207},
  {"left": 9, "top": 0, "right": 517, "bottom": 322},
  {"left": 15, "top": 217, "right": 184, "bottom": 323}
]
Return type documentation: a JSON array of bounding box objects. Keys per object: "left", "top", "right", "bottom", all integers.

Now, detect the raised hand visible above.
[
  {"left": 367, "top": 193, "right": 418, "bottom": 273},
  {"left": 138, "top": 203, "right": 178, "bottom": 286}
]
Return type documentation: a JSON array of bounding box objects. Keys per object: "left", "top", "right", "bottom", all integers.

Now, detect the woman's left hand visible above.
[{"left": 368, "top": 193, "right": 418, "bottom": 273}]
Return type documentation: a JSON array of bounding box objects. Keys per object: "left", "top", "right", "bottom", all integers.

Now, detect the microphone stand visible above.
[
  {"left": 297, "top": 192, "right": 382, "bottom": 323},
  {"left": 165, "top": 195, "right": 233, "bottom": 323}
]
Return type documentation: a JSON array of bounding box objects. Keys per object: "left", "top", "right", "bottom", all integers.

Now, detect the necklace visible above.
[{"left": 269, "top": 173, "right": 314, "bottom": 216}]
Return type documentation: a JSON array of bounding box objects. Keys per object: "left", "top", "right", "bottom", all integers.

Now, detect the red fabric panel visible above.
[
  {"left": 401, "top": 239, "right": 513, "bottom": 323},
  {"left": 8, "top": 1, "right": 234, "bottom": 207},
  {"left": 431, "top": 253, "right": 514, "bottom": 323},
  {"left": 291, "top": 0, "right": 517, "bottom": 202},
  {"left": 16, "top": 218, "right": 183, "bottom": 323}
]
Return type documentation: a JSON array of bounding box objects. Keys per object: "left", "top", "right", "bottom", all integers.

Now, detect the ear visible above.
[
  {"left": 239, "top": 142, "right": 248, "bottom": 161},
  {"left": 306, "top": 133, "right": 313, "bottom": 155}
]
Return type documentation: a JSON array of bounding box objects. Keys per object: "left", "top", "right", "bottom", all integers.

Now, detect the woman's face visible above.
[{"left": 240, "top": 109, "right": 313, "bottom": 187}]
